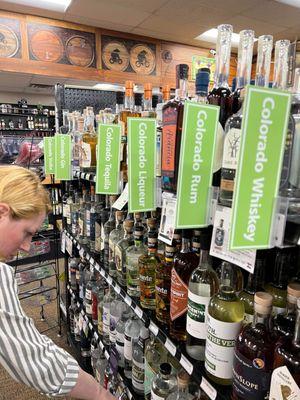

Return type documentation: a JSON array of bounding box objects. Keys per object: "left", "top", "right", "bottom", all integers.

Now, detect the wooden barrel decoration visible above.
[
  {"left": 0, "top": 23, "right": 19, "bottom": 58},
  {"left": 130, "top": 44, "right": 156, "bottom": 75},
  {"left": 102, "top": 41, "right": 129, "bottom": 72},
  {"left": 66, "top": 35, "right": 94, "bottom": 67},
  {"left": 30, "top": 29, "right": 63, "bottom": 63}
]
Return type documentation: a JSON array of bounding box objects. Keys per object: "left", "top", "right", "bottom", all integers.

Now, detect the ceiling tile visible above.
[
  {"left": 102, "top": 0, "right": 169, "bottom": 13},
  {"left": 63, "top": 14, "right": 133, "bottom": 32},
  {"left": 195, "top": 0, "right": 265, "bottom": 13},
  {"left": 0, "top": 1, "right": 63, "bottom": 20},
  {"left": 225, "top": 15, "right": 287, "bottom": 36}
]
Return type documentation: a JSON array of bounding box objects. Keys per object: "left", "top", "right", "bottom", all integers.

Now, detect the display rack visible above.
[{"left": 63, "top": 230, "right": 231, "bottom": 400}]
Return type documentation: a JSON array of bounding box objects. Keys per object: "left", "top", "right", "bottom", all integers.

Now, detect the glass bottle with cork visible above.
[
  {"left": 81, "top": 106, "right": 97, "bottom": 172},
  {"left": 115, "top": 219, "right": 134, "bottom": 289},
  {"left": 108, "top": 211, "right": 124, "bottom": 278},
  {"left": 142, "top": 83, "right": 156, "bottom": 118}
]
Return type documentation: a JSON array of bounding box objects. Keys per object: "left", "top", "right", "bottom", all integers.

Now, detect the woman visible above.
[{"left": 0, "top": 165, "right": 115, "bottom": 399}]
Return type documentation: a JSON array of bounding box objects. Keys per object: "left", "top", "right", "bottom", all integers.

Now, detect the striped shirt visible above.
[{"left": 0, "top": 262, "right": 79, "bottom": 396}]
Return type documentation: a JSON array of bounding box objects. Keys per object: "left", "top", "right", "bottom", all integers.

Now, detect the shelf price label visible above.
[
  {"left": 128, "top": 118, "right": 156, "bottom": 212},
  {"left": 176, "top": 101, "right": 219, "bottom": 228},
  {"left": 96, "top": 124, "right": 121, "bottom": 194},
  {"left": 230, "top": 85, "right": 291, "bottom": 249},
  {"left": 44, "top": 137, "right": 55, "bottom": 174},
  {"left": 54, "top": 134, "right": 72, "bottom": 180}
]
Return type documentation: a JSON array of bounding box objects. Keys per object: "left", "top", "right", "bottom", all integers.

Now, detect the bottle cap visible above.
[
  {"left": 287, "top": 283, "right": 300, "bottom": 303},
  {"left": 177, "top": 369, "right": 190, "bottom": 387},
  {"left": 193, "top": 230, "right": 201, "bottom": 237},
  {"left": 254, "top": 292, "right": 273, "bottom": 314},
  {"left": 124, "top": 220, "right": 134, "bottom": 229},
  {"left": 162, "top": 85, "right": 170, "bottom": 101},
  {"left": 116, "top": 211, "right": 124, "bottom": 220},
  {"left": 125, "top": 81, "right": 134, "bottom": 89},
  {"left": 160, "top": 363, "right": 172, "bottom": 375},
  {"left": 144, "top": 83, "right": 153, "bottom": 100},
  {"left": 195, "top": 67, "right": 210, "bottom": 95}
]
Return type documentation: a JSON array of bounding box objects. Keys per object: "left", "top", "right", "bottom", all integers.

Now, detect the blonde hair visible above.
[{"left": 0, "top": 165, "right": 51, "bottom": 219}]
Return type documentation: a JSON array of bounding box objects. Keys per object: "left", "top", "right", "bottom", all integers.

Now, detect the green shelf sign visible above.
[
  {"left": 43, "top": 137, "right": 55, "bottom": 174},
  {"left": 54, "top": 134, "right": 72, "bottom": 180}
]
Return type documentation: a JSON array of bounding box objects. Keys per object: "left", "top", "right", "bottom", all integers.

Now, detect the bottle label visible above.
[
  {"left": 170, "top": 267, "right": 188, "bottom": 321},
  {"left": 232, "top": 348, "right": 271, "bottom": 400},
  {"left": 126, "top": 254, "right": 140, "bottom": 295},
  {"left": 81, "top": 142, "right": 91, "bottom": 168},
  {"left": 145, "top": 358, "right": 156, "bottom": 396},
  {"left": 78, "top": 217, "right": 84, "bottom": 237},
  {"left": 161, "top": 106, "right": 178, "bottom": 177},
  {"left": 269, "top": 366, "right": 300, "bottom": 400},
  {"left": 124, "top": 333, "right": 133, "bottom": 361},
  {"left": 205, "top": 313, "right": 242, "bottom": 380},
  {"left": 109, "top": 237, "right": 115, "bottom": 261},
  {"left": 95, "top": 221, "right": 101, "bottom": 252},
  {"left": 85, "top": 288, "right": 92, "bottom": 301},
  {"left": 85, "top": 302, "right": 92, "bottom": 315},
  {"left": 186, "top": 288, "right": 210, "bottom": 339},
  {"left": 110, "top": 313, "right": 120, "bottom": 343},
  {"left": 102, "top": 305, "right": 110, "bottom": 334},
  {"left": 100, "top": 223, "right": 105, "bottom": 251},
  {"left": 213, "top": 122, "right": 225, "bottom": 173},
  {"left": 222, "top": 128, "right": 241, "bottom": 170},
  {"left": 132, "top": 359, "right": 145, "bottom": 391},
  {"left": 273, "top": 306, "right": 286, "bottom": 316},
  {"left": 115, "top": 245, "right": 123, "bottom": 273},
  {"left": 151, "top": 390, "right": 165, "bottom": 400}
]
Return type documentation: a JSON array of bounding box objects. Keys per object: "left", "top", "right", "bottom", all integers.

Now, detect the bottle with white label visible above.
[
  {"left": 205, "top": 261, "right": 244, "bottom": 385},
  {"left": 132, "top": 326, "right": 149, "bottom": 395},
  {"left": 124, "top": 315, "right": 143, "bottom": 379},
  {"left": 102, "top": 287, "right": 116, "bottom": 346},
  {"left": 151, "top": 363, "right": 177, "bottom": 400},
  {"left": 186, "top": 228, "right": 219, "bottom": 361},
  {"left": 115, "top": 307, "right": 132, "bottom": 368}
]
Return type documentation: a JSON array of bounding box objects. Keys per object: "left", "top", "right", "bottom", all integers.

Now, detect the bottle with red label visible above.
[
  {"left": 169, "top": 230, "right": 199, "bottom": 342},
  {"left": 161, "top": 64, "right": 189, "bottom": 192}
]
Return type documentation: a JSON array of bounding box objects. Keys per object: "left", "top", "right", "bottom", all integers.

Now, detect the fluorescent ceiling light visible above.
[
  {"left": 195, "top": 28, "right": 257, "bottom": 47},
  {"left": 4, "top": 0, "right": 72, "bottom": 12},
  {"left": 275, "top": 0, "right": 300, "bottom": 8}
]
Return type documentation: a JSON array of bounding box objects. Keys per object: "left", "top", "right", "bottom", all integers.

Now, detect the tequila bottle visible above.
[
  {"left": 186, "top": 229, "right": 219, "bottom": 361},
  {"left": 232, "top": 292, "right": 275, "bottom": 400},
  {"left": 205, "top": 262, "right": 244, "bottom": 385},
  {"left": 124, "top": 315, "right": 143, "bottom": 379},
  {"left": 126, "top": 226, "right": 146, "bottom": 299},
  {"left": 109, "top": 211, "right": 124, "bottom": 278},
  {"left": 219, "top": 29, "right": 255, "bottom": 206},
  {"left": 145, "top": 335, "right": 168, "bottom": 399},
  {"left": 80, "top": 107, "right": 97, "bottom": 171},
  {"left": 151, "top": 363, "right": 177, "bottom": 400},
  {"left": 132, "top": 327, "right": 149, "bottom": 395},
  {"left": 115, "top": 219, "right": 134, "bottom": 288}
]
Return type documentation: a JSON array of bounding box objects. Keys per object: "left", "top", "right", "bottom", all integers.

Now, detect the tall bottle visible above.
[
  {"left": 115, "top": 306, "right": 132, "bottom": 369},
  {"left": 194, "top": 67, "right": 210, "bottom": 103},
  {"left": 81, "top": 107, "right": 97, "bottom": 171},
  {"left": 207, "top": 24, "right": 233, "bottom": 187},
  {"left": 186, "top": 228, "right": 219, "bottom": 361},
  {"left": 126, "top": 226, "right": 146, "bottom": 299},
  {"left": 108, "top": 211, "right": 124, "bottom": 278},
  {"left": 170, "top": 231, "right": 199, "bottom": 342},
  {"left": 71, "top": 112, "right": 82, "bottom": 173},
  {"left": 161, "top": 64, "right": 189, "bottom": 192},
  {"left": 132, "top": 327, "right": 149, "bottom": 395},
  {"left": 142, "top": 83, "right": 156, "bottom": 118},
  {"left": 124, "top": 315, "right": 143, "bottom": 379},
  {"left": 219, "top": 29, "right": 256, "bottom": 206},
  {"left": 232, "top": 292, "right": 275, "bottom": 399},
  {"left": 145, "top": 335, "right": 168, "bottom": 399},
  {"left": 205, "top": 262, "right": 244, "bottom": 385},
  {"left": 103, "top": 196, "right": 117, "bottom": 271}
]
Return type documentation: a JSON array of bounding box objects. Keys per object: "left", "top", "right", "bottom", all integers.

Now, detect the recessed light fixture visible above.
[
  {"left": 195, "top": 28, "right": 257, "bottom": 47},
  {"left": 275, "top": 0, "right": 300, "bottom": 8},
  {"left": 5, "top": 0, "right": 72, "bottom": 12}
]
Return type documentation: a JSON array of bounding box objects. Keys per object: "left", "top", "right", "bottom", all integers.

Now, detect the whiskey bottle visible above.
[
  {"left": 273, "top": 298, "right": 300, "bottom": 386},
  {"left": 232, "top": 292, "right": 275, "bottom": 399},
  {"left": 145, "top": 335, "right": 168, "bottom": 399},
  {"left": 219, "top": 29, "right": 255, "bottom": 206},
  {"left": 80, "top": 107, "right": 97, "bottom": 171},
  {"left": 161, "top": 64, "right": 189, "bottom": 192},
  {"left": 207, "top": 24, "right": 233, "bottom": 186},
  {"left": 115, "top": 219, "right": 134, "bottom": 288},
  {"left": 108, "top": 211, "right": 124, "bottom": 278},
  {"left": 155, "top": 244, "right": 175, "bottom": 328},
  {"left": 170, "top": 231, "right": 199, "bottom": 342},
  {"left": 151, "top": 363, "right": 177, "bottom": 400},
  {"left": 238, "top": 251, "right": 266, "bottom": 324},
  {"left": 186, "top": 229, "right": 219, "bottom": 361},
  {"left": 132, "top": 326, "right": 149, "bottom": 395},
  {"left": 205, "top": 262, "right": 244, "bottom": 385},
  {"left": 139, "top": 230, "right": 161, "bottom": 310},
  {"left": 126, "top": 226, "right": 146, "bottom": 299}
]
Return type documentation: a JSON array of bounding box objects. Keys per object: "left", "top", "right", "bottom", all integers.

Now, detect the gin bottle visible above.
[
  {"left": 115, "top": 219, "right": 134, "bottom": 288},
  {"left": 126, "top": 226, "right": 146, "bottom": 299},
  {"left": 124, "top": 315, "right": 143, "bottom": 379},
  {"left": 108, "top": 211, "right": 124, "bottom": 278},
  {"left": 132, "top": 326, "right": 149, "bottom": 395},
  {"left": 151, "top": 363, "right": 177, "bottom": 400}
]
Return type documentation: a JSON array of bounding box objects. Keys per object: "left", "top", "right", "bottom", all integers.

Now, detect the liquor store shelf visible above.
[
  {"left": 63, "top": 230, "right": 231, "bottom": 400},
  {"left": 74, "top": 170, "right": 96, "bottom": 182},
  {"left": 0, "top": 128, "right": 54, "bottom": 132},
  {"left": 68, "top": 285, "right": 141, "bottom": 400}
]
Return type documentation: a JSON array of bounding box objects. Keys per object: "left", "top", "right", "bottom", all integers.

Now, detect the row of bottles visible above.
[{"left": 0, "top": 115, "right": 49, "bottom": 130}]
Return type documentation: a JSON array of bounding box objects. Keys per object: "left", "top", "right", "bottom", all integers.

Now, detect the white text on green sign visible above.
[
  {"left": 54, "top": 134, "right": 72, "bottom": 180},
  {"left": 176, "top": 101, "right": 219, "bottom": 228},
  {"left": 230, "top": 85, "right": 291, "bottom": 249},
  {"left": 128, "top": 118, "right": 156, "bottom": 212},
  {"left": 96, "top": 124, "right": 121, "bottom": 194},
  {"left": 44, "top": 137, "right": 55, "bottom": 174}
]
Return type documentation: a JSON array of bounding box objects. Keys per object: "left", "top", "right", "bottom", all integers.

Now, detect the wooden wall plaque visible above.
[{"left": 0, "top": 16, "right": 21, "bottom": 59}]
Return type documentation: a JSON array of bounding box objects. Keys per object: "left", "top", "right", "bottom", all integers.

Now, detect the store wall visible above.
[{"left": 0, "top": 91, "right": 54, "bottom": 105}]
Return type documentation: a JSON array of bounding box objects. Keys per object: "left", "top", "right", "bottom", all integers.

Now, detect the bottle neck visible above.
[
  {"left": 124, "top": 94, "right": 134, "bottom": 111},
  {"left": 252, "top": 310, "right": 271, "bottom": 328},
  {"left": 286, "top": 295, "right": 297, "bottom": 316},
  {"left": 255, "top": 36, "right": 273, "bottom": 87},
  {"left": 220, "top": 263, "right": 235, "bottom": 291},
  {"left": 124, "top": 229, "right": 133, "bottom": 239},
  {"left": 236, "top": 31, "right": 254, "bottom": 90},
  {"left": 214, "top": 28, "right": 232, "bottom": 88},
  {"left": 175, "top": 79, "right": 188, "bottom": 100},
  {"left": 198, "top": 249, "right": 210, "bottom": 267},
  {"left": 144, "top": 97, "right": 152, "bottom": 112},
  {"left": 134, "top": 238, "right": 143, "bottom": 247},
  {"left": 293, "top": 308, "right": 300, "bottom": 347},
  {"left": 195, "top": 92, "right": 207, "bottom": 103},
  {"left": 273, "top": 40, "right": 290, "bottom": 90},
  {"left": 181, "top": 238, "right": 190, "bottom": 253}
]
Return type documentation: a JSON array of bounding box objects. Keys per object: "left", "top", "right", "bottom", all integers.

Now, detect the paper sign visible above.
[
  {"left": 158, "top": 193, "right": 176, "bottom": 245},
  {"left": 54, "top": 134, "right": 72, "bottom": 180},
  {"left": 230, "top": 85, "right": 292, "bottom": 249},
  {"left": 176, "top": 101, "right": 219, "bottom": 228},
  {"left": 44, "top": 137, "right": 55, "bottom": 174},
  {"left": 96, "top": 124, "right": 121, "bottom": 194},
  {"left": 128, "top": 118, "right": 156, "bottom": 212}
]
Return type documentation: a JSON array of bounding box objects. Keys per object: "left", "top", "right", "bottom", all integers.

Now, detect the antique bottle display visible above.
[
  {"left": 186, "top": 229, "right": 219, "bottom": 361},
  {"left": 109, "top": 211, "right": 124, "bottom": 278},
  {"left": 145, "top": 335, "right": 168, "bottom": 399},
  {"left": 132, "top": 327, "right": 149, "bottom": 395},
  {"left": 219, "top": 29, "right": 255, "bottom": 205},
  {"left": 205, "top": 262, "right": 244, "bottom": 385},
  {"left": 232, "top": 292, "right": 274, "bottom": 399},
  {"left": 151, "top": 363, "right": 177, "bottom": 400},
  {"left": 126, "top": 226, "right": 146, "bottom": 299}
]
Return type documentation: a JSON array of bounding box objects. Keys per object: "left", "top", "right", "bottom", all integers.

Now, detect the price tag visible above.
[
  {"left": 61, "top": 232, "right": 66, "bottom": 254},
  {"left": 124, "top": 296, "right": 132, "bottom": 307},
  {"left": 86, "top": 173, "right": 90, "bottom": 180},
  {"left": 99, "top": 341, "right": 104, "bottom": 350},
  {"left": 107, "top": 276, "right": 113, "bottom": 285},
  {"left": 79, "top": 248, "right": 84, "bottom": 257},
  {"left": 90, "top": 257, "right": 95, "bottom": 265},
  {"left": 158, "top": 193, "right": 177, "bottom": 245},
  {"left": 180, "top": 355, "right": 193, "bottom": 376},
  {"left": 114, "top": 285, "right": 121, "bottom": 294},
  {"left": 165, "top": 338, "right": 177, "bottom": 356},
  {"left": 94, "top": 332, "right": 99, "bottom": 340},
  {"left": 89, "top": 322, "right": 93, "bottom": 331},
  {"left": 112, "top": 183, "right": 128, "bottom": 210},
  {"left": 134, "top": 306, "right": 143, "bottom": 319},
  {"left": 66, "top": 236, "right": 73, "bottom": 256},
  {"left": 200, "top": 377, "right": 217, "bottom": 400},
  {"left": 149, "top": 321, "right": 159, "bottom": 336},
  {"left": 100, "top": 269, "right": 105, "bottom": 277},
  {"left": 86, "top": 253, "right": 91, "bottom": 261}
]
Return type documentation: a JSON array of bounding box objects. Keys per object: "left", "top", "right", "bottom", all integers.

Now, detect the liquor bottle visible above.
[
  {"left": 84, "top": 189, "right": 91, "bottom": 246},
  {"left": 126, "top": 226, "right": 146, "bottom": 299},
  {"left": 80, "top": 107, "right": 97, "bottom": 171},
  {"left": 265, "top": 247, "right": 292, "bottom": 315},
  {"left": 151, "top": 363, "right": 177, "bottom": 400},
  {"left": 71, "top": 113, "right": 82, "bottom": 173},
  {"left": 78, "top": 258, "right": 87, "bottom": 302},
  {"left": 186, "top": 229, "right": 219, "bottom": 361},
  {"left": 145, "top": 335, "right": 168, "bottom": 399},
  {"left": 74, "top": 304, "right": 81, "bottom": 342},
  {"left": 272, "top": 282, "right": 300, "bottom": 339},
  {"left": 205, "top": 262, "right": 244, "bottom": 385},
  {"left": 116, "top": 306, "right": 132, "bottom": 368},
  {"left": 155, "top": 244, "right": 175, "bottom": 328},
  {"left": 142, "top": 83, "right": 156, "bottom": 118},
  {"left": 80, "top": 314, "right": 91, "bottom": 358},
  {"left": 232, "top": 292, "right": 274, "bottom": 399},
  {"left": 139, "top": 230, "right": 161, "bottom": 310},
  {"left": 152, "top": 95, "right": 158, "bottom": 115},
  {"left": 97, "top": 282, "right": 105, "bottom": 337},
  {"left": 124, "top": 314, "right": 143, "bottom": 379},
  {"left": 71, "top": 190, "right": 80, "bottom": 239},
  {"left": 93, "top": 195, "right": 105, "bottom": 260},
  {"left": 156, "top": 85, "right": 170, "bottom": 177},
  {"left": 69, "top": 298, "right": 76, "bottom": 336},
  {"left": 109, "top": 211, "right": 124, "bottom": 278},
  {"left": 84, "top": 271, "right": 96, "bottom": 319},
  {"left": 103, "top": 196, "right": 117, "bottom": 271},
  {"left": 238, "top": 251, "right": 266, "bottom": 324},
  {"left": 102, "top": 287, "right": 116, "bottom": 345},
  {"left": 78, "top": 188, "right": 87, "bottom": 245},
  {"left": 95, "top": 350, "right": 108, "bottom": 386},
  {"left": 132, "top": 326, "right": 149, "bottom": 395},
  {"left": 273, "top": 298, "right": 300, "bottom": 386},
  {"left": 110, "top": 297, "right": 128, "bottom": 345},
  {"left": 219, "top": 29, "right": 255, "bottom": 206},
  {"left": 166, "top": 370, "right": 190, "bottom": 400},
  {"left": 207, "top": 24, "right": 233, "bottom": 187},
  {"left": 115, "top": 219, "right": 134, "bottom": 288},
  {"left": 134, "top": 92, "right": 143, "bottom": 115},
  {"left": 173, "top": 231, "right": 182, "bottom": 253},
  {"left": 115, "top": 91, "right": 124, "bottom": 117},
  {"left": 194, "top": 67, "right": 210, "bottom": 104},
  {"left": 161, "top": 64, "right": 189, "bottom": 192},
  {"left": 170, "top": 231, "right": 199, "bottom": 341}
]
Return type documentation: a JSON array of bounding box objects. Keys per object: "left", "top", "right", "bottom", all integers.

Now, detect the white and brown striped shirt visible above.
[{"left": 0, "top": 262, "right": 79, "bottom": 396}]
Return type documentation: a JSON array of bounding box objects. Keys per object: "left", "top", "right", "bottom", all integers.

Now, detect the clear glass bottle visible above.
[
  {"left": 95, "top": 350, "right": 108, "bottom": 386},
  {"left": 134, "top": 92, "right": 143, "bottom": 115},
  {"left": 124, "top": 314, "right": 143, "bottom": 379},
  {"left": 78, "top": 187, "right": 87, "bottom": 245},
  {"left": 232, "top": 292, "right": 275, "bottom": 400},
  {"left": 142, "top": 83, "right": 156, "bottom": 118},
  {"left": 126, "top": 226, "right": 146, "bottom": 299},
  {"left": 84, "top": 271, "right": 96, "bottom": 319},
  {"left": 161, "top": 64, "right": 189, "bottom": 192},
  {"left": 145, "top": 335, "right": 168, "bottom": 399},
  {"left": 80, "top": 106, "right": 97, "bottom": 171},
  {"left": 72, "top": 112, "right": 82, "bottom": 173},
  {"left": 186, "top": 228, "right": 219, "bottom": 361},
  {"left": 170, "top": 231, "right": 199, "bottom": 342},
  {"left": 166, "top": 370, "right": 190, "bottom": 400},
  {"left": 93, "top": 195, "right": 105, "bottom": 259},
  {"left": 84, "top": 189, "right": 91, "bottom": 246},
  {"left": 132, "top": 326, "right": 149, "bottom": 395},
  {"left": 102, "top": 287, "right": 116, "bottom": 345},
  {"left": 205, "top": 262, "right": 244, "bottom": 385},
  {"left": 219, "top": 29, "right": 255, "bottom": 206},
  {"left": 116, "top": 306, "right": 132, "bottom": 368},
  {"left": 104, "top": 196, "right": 117, "bottom": 271},
  {"left": 151, "top": 363, "right": 177, "bottom": 400},
  {"left": 97, "top": 281, "right": 105, "bottom": 337},
  {"left": 115, "top": 219, "right": 134, "bottom": 288},
  {"left": 71, "top": 190, "right": 80, "bottom": 239},
  {"left": 109, "top": 211, "right": 124, "bottom": 278},
  {"left": 110, "top": 297, "right": 128, "bottom": 345}
]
